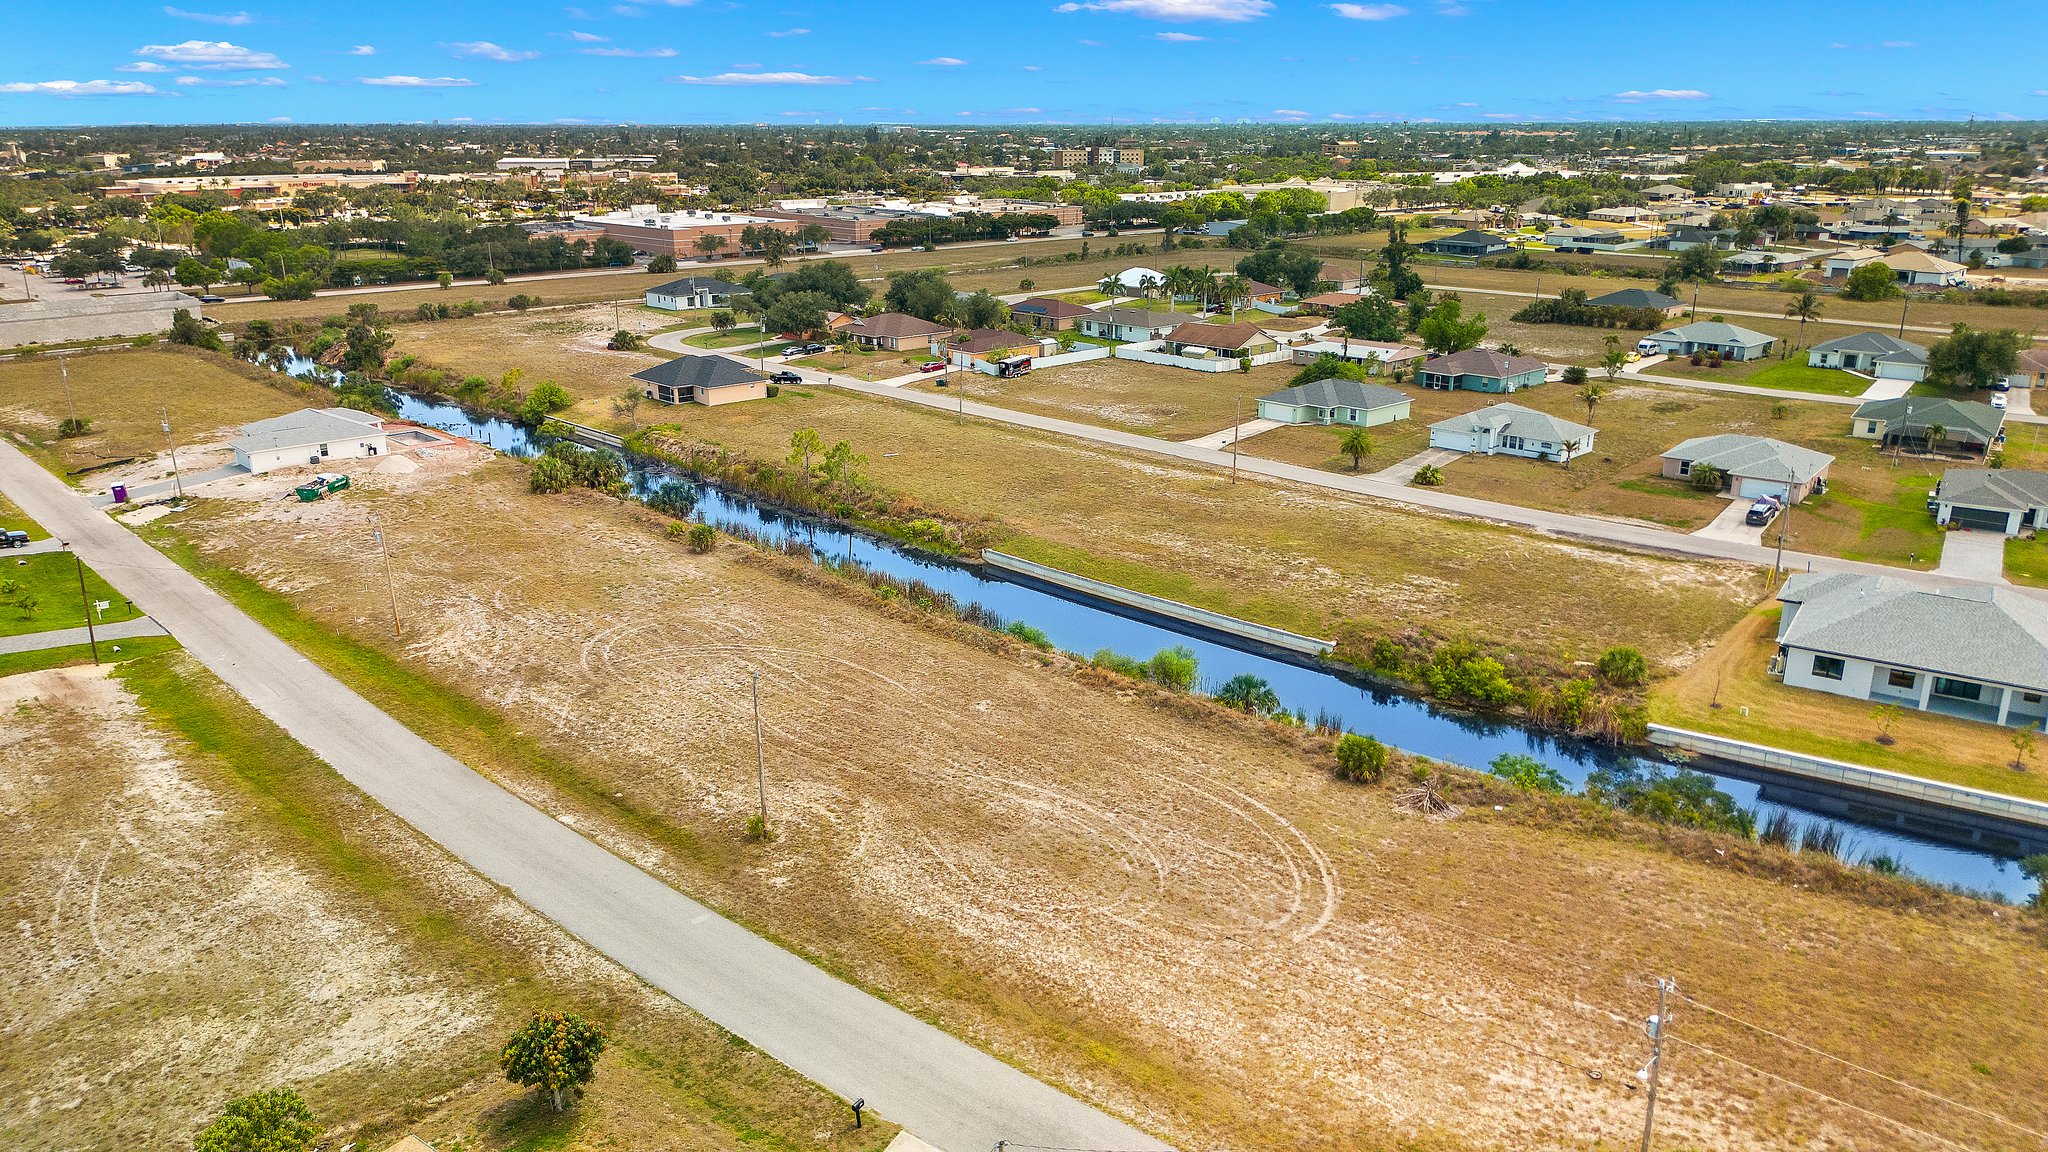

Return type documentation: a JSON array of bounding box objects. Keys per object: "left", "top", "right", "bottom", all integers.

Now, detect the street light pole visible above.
[{"left": 159, "top": 408, "right": 184, "bottom": 500}]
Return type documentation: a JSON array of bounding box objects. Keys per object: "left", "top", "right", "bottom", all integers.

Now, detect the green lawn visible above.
[
  {"left": 2005, "top": 536, "right": 2048, "bottom": 587},
  {"left": 0, "top": 492, "right": 45, "bottom": 539},
  {"left": 684, "top": 326, "right": 773, "bottom": 349},
  {"left": 0, "top": 633, "right": 180, "bottom": 677},
  {"left": 0, "top": 551, "right": 144, "bottom": 636}
]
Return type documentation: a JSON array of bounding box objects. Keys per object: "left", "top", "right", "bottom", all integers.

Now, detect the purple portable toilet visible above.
[{"left": 111, "top": 484, "right": 129, "bottom": 504}]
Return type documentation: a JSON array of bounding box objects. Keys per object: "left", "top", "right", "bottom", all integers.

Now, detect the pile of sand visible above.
[{"left": 374, "top": 455, "right": 420, "bottom": 474}]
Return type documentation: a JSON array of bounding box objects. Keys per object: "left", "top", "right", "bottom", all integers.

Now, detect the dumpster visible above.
[
  {"left": 111, "top": 484, "right": 128, "bottom": 503},
  {"left": 316, "top": 473, "right": 351, "bottom": 493},
  {"left": 294, "top": 483, "right": 327, "bottom": 502}
]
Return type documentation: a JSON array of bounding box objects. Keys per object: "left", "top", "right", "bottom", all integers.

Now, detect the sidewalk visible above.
[{"left": 0, "top": 615, "right": 169, "bottom": 656}]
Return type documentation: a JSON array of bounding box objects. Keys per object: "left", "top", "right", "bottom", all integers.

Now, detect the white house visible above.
[
  {"left": 1807, "top": 332, "right": 1929, "bottom": 382},
  {"left": 1820, "top": 247, "right": 1887, "bottom": 279},
  {"left": 1774, "top": 573, "right": 2048, "bottom": 730},
  {"left": 1428, "top": 403, "right": 1596, "bottom": 463},
  {"left": 230, "top": 408, "right": 387, "bottom": 474},
  {"left": 1881, "top": 248, "right": 1969, "bottom": 288},
  {"left": 1110, "top": 266, "right": 1166, "bottom": 293},
  {"left": 1644, "top": 321, "right": 1776, "bottom": 362},
  {"left": 644, "top": 276, "right": 745, "bottom": 311},
  {"left": 1931, "top": 469, "right": 2048, "bottom": 534}
]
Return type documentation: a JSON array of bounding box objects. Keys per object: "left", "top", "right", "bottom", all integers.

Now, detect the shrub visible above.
[
  {"left": 1090, "top": 648, "right": 1148, "bottom": 678},
  {"left": 687, "top": 523, "right": 717, "bottom": 552},
  {"left": 507, "top": 292, "right": 540, "bottom": 311},
  {"left": 1489, "top": 752, "right": 1568, "bottom": 793},
  {"left": 1368, "top": 636, "right": 1406, "bottom": 674},
  {"left": 57, "top": 416, "right": 93, "bottom": 438},
  {"left": 194, "top": 1088, "right": 321, "bottom": 1152},
  {"left": 530, "top": 453, "right": 574, "bottom": 493},
  {"left": 1334, "top": 733, "right": 1391, "bottom": 783},
  {"left": 1004, "top": 620, "right": 1053, "bottom": 648},
  {"left": 1215, "top": 673, "right": 1281, "bottom": 714},
  {"left": 1412, "top": 463, "right": 1444, "bottom": 486},
  {"left": 1585, "top": 761, "right": 1754, "bottom": 837},
  {"left": 519, "top": 380, "right": 575, "bottom": 424},
  {"left": 1595, "top": 646, "right": 1649, "bottom": 686},
  {"left": 1424, "top": 640, "right": 1519, "bottom": 706},
  {"left": 1147, "top": 646, "right": 1199, "bottom": 692},
  {"left": 610, "top": 328, "right": 642, "bottom": 351},
  {"left": 1687, "top": 463, "right": 1724, "bottom": 492}
]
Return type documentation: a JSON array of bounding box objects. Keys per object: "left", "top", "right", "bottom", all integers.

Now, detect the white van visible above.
[{"left": 1636, "top": 338, "right": 1661, "bottom": 355}]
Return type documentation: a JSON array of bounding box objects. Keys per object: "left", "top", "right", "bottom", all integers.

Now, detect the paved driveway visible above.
[
  {"left": 1691, "top": 498, "right": 1767, "bottom": 545},
  {"left": 1937, "top": 529, "right": 2010, "bottom": 583},
  {"left": 1857, "top": 376, "right": 1916, "bottom": 401},
  {"left": 1371, "top": 446, "right": 1461, "bottom": 484},
  {"left": 1182, "top": 417, "right": 1284, "bottom": 451}
]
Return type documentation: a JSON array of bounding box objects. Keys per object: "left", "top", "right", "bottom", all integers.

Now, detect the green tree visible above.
[
  {"left": 340, "top": 321, "right": 393, "bottom": 375},
  {"left": 647, "top": 253, "right": 677, "bottom": 274},
  {"left": 437, "top": 270, "right": 455, "bottom": 289},
  {"left": 173, "top": 256, "right": 226, "bottom": 294},
  {"left": 763, "top": 290, "right": 833, "bottom": 336},
  {"left": 749, "top": 226, "right": 795, "bottom": 268},
  {"left": 821, "top": 438, "right": 867, "bottom": 495},
  {"left": 1688, "top": 462, "right": 1725, "bottom": 492},
  {"left": 954, "top": 289, "right": 1007, "bottom": 330},
  {"left": 2021, "top": 854, "right": 2048, "bottom": 910},
  {"left": 1926, "top": 324, "right": 2025, "bottom": 391},
  {"left": 1146, "top": 646, "right": 1198, "bottom": 692},
  {"left": 884, "top": 267, "right": 955, "bottom": 321},
  {"left": 1373, "top": 220, "right": 1424, "bottom": 300},
  {"left": 1585, "top": 761, "right": 1753, "bottom": 836},
  {"left": 519, "top": 381, "right": 575, "bottom": 424},
  {"left": 612, "top": 386, "right": 644, "bottom": 427},
  {"left": 1842, "top": 262, "right": 1902, "bottom": 301},
  {"left": 693, "top": 233, "right": 728, "bottom": 260},
  {"left": 1561, "top": 365, "right": 1588, "bottom": 387},
  {"left": 1783, "top": 286, "right": 1822, "bottom": 344},
  {"left": 1215, "top": 673, "right": 1281, "bottom": 715},
  {"left": 1332, "top": 294, "right": 1400, "bottom": 341},
  {"left": 1334, "top": 733, "right": 1391, "bottom": 783},
  {"left": 787, "top": 426, "right": 823, "bottom": 474},
  {"left": 501, "top": 1011, "right": 608, "bottom": 1112},
  {"left": 1600, "top": 334, "right": 1629, "bottom": 382},
  {"left": 711, "top": 309, "right": 736, "bottom": 334},
  {"left": 1670, "top": 241, "right": 1724, "bottom": 285},
  {"left": 193, "top": 1087, "right": 321, "bottom": 1152},
  {"left": 1578, "top": 380, "right": 1606, "bottom": 425},
  {"left": 1338, "top": 426, "right": 1374, "bottom": 470},
  {"left": 169, "top": 308, "right": 224, "bottom": 351},
  {"left": 1489, "top": 752, "right": 1568, "bottom": 794},
  {"left": 2013, "top": 726, "right": 2038, "bottom": 772},
  {"left": 1416, "top": 298, "right": 1488, "bottom": 354}
]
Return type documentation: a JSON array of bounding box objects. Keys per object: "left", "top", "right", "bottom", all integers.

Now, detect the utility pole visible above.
[
  {"left": 1775, "top": 494, "right": 1792, "bottom": 574},
  {"left": 1898, "top": 294, "right": 1910, "bottom": 338},
  {"left": 1639, "top": 977, "right": 1674, "bottom": 1152},
  {"left": 72, "top": 551, "right": 101, "bottom": 665},
  {"left": 369, "top": 512, "right": 401, "bottom": 638},
  {"left": 59, "top": 354, "right": 76, "bottom": 429},
  {"left": 159, "top": 408, "right": 184, "bottom": 499},
  {"left": 1231, "top": 392, "right": 1241, "bottom": 484},
  {"left": 752, "top": 669, "right": 769, "bottom": 833}
]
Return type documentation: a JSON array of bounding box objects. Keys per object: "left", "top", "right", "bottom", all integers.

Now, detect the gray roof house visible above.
[
  {"left": 1416, "top": 348, "right": 1550, "bottom": 393},
  {"left": 1585, "top": 287, "right": 1685, "bottom": 315},
  {"left": 1645, "top": 321, "right": 1776, "bottom": 362},
  {"left": 230, "top": 408, "right": 387, "bottom": 474},
  {"left": 645, "top": 276, "right": 745, "bottom": 311},
  {"left": 630, "top": 356, "right": 768, "bottom": 406},
  {"left": 1850, "top": 396, "right": 2003, "bottom": 454},
  {"left": 1418, "top": 229, "right": 1509, "bottom": 258},
  {"left": 1774, "top": 572, "right": 2048, "bottom": 729},
  {"left": 1428, "top": 402, "right": 1596, "bottom": 463},
  {"left": 1256, "top": 378, "right": 1412, "bottom": 429},
  {"left": 1074, "top": 307, "right": 1183, "bottom": 343},
  {"left": 1811, "top": 332, "right": 1930, "bottom": 383},
  {"left": 1931, "top": 468, "right": 2048, "bottom": 534},
  {"left": 1660, "top": 434, "right": 1834, "bottom": 501},
  {"left": 1545, "top": 225, "right": 1632, "bottom": 252}
]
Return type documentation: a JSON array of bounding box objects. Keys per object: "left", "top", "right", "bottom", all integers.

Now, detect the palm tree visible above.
[
  {"left": 1924, "top": 422, "right": 1947, "bottom": 455},
  {"left": 1578, "top": 380, "right": 1606, "bottom": 425},
  {"left": 1338, "top": 426, "right": 1374, "bottom": 470},
  {"left": 1218, "top": 274, "right": 1248, "bottom": 318},
  {"left": 1784, "top": 286, "right": 1822, "bottom": 346},
  {"left": 1559, "top": 437, "right": 1584, "bottom": 472},
  {"left": 1098, "top": 272, "right": 1122, "bottom": 305}
]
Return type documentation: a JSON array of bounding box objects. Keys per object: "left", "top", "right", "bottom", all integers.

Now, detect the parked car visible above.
[
  {"left": 1635, "top": 338, "right": 1661, "bottom": 354},
  {"left": 1745, "top": 495, "right": 1782, "bottom": 527},
  {"left": 768, "top": 370, "right": 802, "bottom": 384},
  {"left": 785, "top": 342, "right": 827, "bottom": 357},
  {"left": 1992, "top": 393, "right": 2009, "bottom": 410},
  {"left": 918, "top": 360, "right": 946, "bottom": 373},
  {"left": 0, "top": 529, "right": 30, "bottom": 549},
  {"left": 1992, "top": 381, "right": 2011, "bottom": 392},
  {"left": 198, "top": 294, "right": 226, "bottom": 303},
  {"left": 61, "top": 277, "right": 85, "bottom": 284}
]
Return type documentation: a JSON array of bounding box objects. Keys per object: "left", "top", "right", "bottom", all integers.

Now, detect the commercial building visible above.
[
  {"left": 102, "top": 171, "right": 421, "bottom": 201},
  {"left": 572, "top": 205, "right": 799, "bottom": 257}
]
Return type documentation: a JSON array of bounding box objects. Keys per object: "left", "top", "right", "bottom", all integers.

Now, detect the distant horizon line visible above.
[{"left": 4, "top": 116, "right": 2044, "bottom": 131}]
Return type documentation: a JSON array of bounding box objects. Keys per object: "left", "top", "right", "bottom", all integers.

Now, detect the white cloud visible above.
[
  {"left": 672, "top": 71, "right": 867, "bottom": 85},
  {"left": 177, "top": 74, "right": 286, "bottom": 86},
  {"left": 1054, "top": 0, "right": 1270, "bottom": 20},
  {"left": 2035, "top": 89, "right": 2048, "bottom": 97},
  {"left": 1611, "top": 88, "right": 1710, "bottom": 102},
  {"left": 1156, "top": 31, "right": 1203, "bottom": 40},
  {"left": 268, "top": 115, "right": 291, "bottom": 121},
  {"left": 1021, "top": 64, "right": 1042, "bottom": 70},
  {"left": 136, "top": 40, "right": 288, "bottom": 70},
  {"left": 0, "top": 79, "right": 161, "bottom": 96},
  {"left": 117, "top": 61, "right": 174, "bottom": 72},
  {"left": 162, "top": 6, "right": 254, "bottom": 24},
  {"left": 582, "top": 46, "right": 677, "bottom": 56},
  {"left": 560, "top": 29, "right": 607, "bottom": 41},
  {"left": 360, "top": 74, "right": 477, "bottom": 86},
  {"left": 1330, "top": 2, "right": 1407, "bottom": 17},
  {"left": 1078, "top": 38, "right": 1106, "bottom": 46},
  {"left": 346, "top": 44, "right": 376, "bottom": 55},
  {"left": 1435, "top": 0, "right": 1466, "bottom": 13},
  {"left": 767, "top": 27, "right": 809, "bottom": 36},
  {"left": 1271, "top": 108, "right": 1308, "bottom": 116},
  {"left": 449, "top": 41, "right": 539, "bottom": 62},
  {"left": 920, "top": 56, "right": 968, "bottom": 65}
]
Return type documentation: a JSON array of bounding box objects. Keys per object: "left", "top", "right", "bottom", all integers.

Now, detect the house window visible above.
[
  {"left": 2026, "top": 693, "right": 2044, "bottom": 704},
  {"left": 1811, "top": 655, "right": 1846, "bottom": 681},
  {"left": 1886, "top": 669, "right": 1916, "bottom": 690},
  {"left": 1932, "top": 677, "right": 1982, "bottom": 702},
  {"left": 1502, "top": 435, "right": 1525, "bottom": 451},
  {"left": 317, "top": 443, "right": 329, "bottom": 457},
  {"left": 1866, "top": 422, "right": 1880, "bottom": 434},
  {"left": 1677, "top": 461, "right": 1691, "bottom": 477},
  {"left": 1347, "top": 408, "right": 1359, "bottom": 421}
]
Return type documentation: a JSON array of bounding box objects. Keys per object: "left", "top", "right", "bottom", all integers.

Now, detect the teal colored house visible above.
[{"left": 1415, "top": 349, "right": 1549, "bottom": 393}]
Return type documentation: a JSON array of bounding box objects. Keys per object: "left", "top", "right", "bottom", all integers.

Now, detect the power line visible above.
[
  {"left": 1670, "top": 989, "right": 2047, "bottom": 1144},
  {"left": 1668, "top": 1036, "right": 1987, "bottom": 1152}
]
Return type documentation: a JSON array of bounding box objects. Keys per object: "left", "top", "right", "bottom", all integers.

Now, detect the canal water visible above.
[{"left": 375, "top": 386, "right": 2034, "bottom": 899}]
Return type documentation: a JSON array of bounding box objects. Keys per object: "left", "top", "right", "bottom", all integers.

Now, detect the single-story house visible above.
[
  {"left": 1644, "top": 321, "right": 1776, "bottom": 362},
  {"left": 2003, "top": 348, "right": 2048, "bottom": 390},
  {"left": 1932, "top": 468, "right": 2048, "bottom": 534},
  {"left": 1298, "top": 290, "right": 1373, "bottom": 314},
  {"left": 231, "top": 408, "right": 387, "bottom": 474},
  {"left": 1657, "top": 226, "right": 1734, "bottom": 251},
  {"left": 1881, "top": 248, "right": 1969, "bottom": 288},
  {"left": 1773, "top": 573, "right": 2048, "bottom": 729},
  {"left": 1419, "top": 229, "right": 1509, "bottom": 258},
  {"left": 644, "top": 276, "right": 744, "bottom": 311},
  {"left": 1820, "top": 247, "right": 1888, "bottom": 279},
  {"left": 1589, "top": 205, "right": 1657, "bottom": 223},
  {"left": 1075, "top": 307, "right": 1182, "bottom": 343},
  {"left": 1850, "top": 396, "right": 2002, "bottom": 454},
  {"left": 844, "top": 312, "right": 949, "bottom": 352},
  {"left": 1721, "top": 250, "right": 1812, "bottom": 274},
  {"left": 1162, "top": 320, "right": 1276, "bottom": 359},
  {"left": 1545, "top": 225, "right": 1631, "bottom": 253},
  {"left": 1643, "top": 184, "right": 1693, "bottom": 201},
  {"left": 630, "top": 356, "right": 769, "bottom": 406},
  {"left": 1111, "top": 266, "right": 1167, "bottom": 293},
  {"left": 1239, "top": 279, "right": 1286, "bottom": 304},
  {"left": 1585, "top": 287, "right": 1685, "bottom": 315},
  {"left": 1809, "top": 332, "right": 1930, "bottom": 382},
  {"left": 1318, "top": 263, "right": 1370, "bottom": 292},
  {"left": 948, "top": 328, "right": 1044, "bottom": 374},
  {"left": 1431, "top": 210, "right": 1497, "bottom": 230},
  {"left": 1288, "top": 339, "right": 1423, "bottom": 375},
  {"left": 1429, "top": 403, "right": 1596, "bottom": 463},
  {"left": 1256, "top": 378, "right": 1411, "bottom": 428},
  {"left": 1660, "top": 434, "right": 1834, "bottom": 502},
  {"left": 1416, "top": 348, "right": 1549, "bottom": 393},
  {"left": 1009, "top": 296, "right": 1094, "bottom": 332}
]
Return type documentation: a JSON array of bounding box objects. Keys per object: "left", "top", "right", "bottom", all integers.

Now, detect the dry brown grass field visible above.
[
  {"left": 0, "top": 659, "right": 894, "bottom": 1152},
  {"left": 910, "top": 355, "right": 1298, "bottom": 439},
  {"left": 390, "top": 302, "right": 673, "bottom": 427},
  {"left": 143, "top": 454, "right": 2048, "bottom": 1152}
]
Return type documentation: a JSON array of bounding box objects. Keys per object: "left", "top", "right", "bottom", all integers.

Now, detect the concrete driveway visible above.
[
  {"left": 1371, "top": 446, "right": 1461, "bottom": 484},
  {"left": 1937, "top": 528, "right": 2010, "bottom": 583},
  {"left": 1182, "top": 417, "right": 1284, "bottom": 451},
  {"left": 1692, "top": 498, "right": 1767, "bottom": 544},
  {"left": 1857, "top": 376, "right": 1916, "bottom": 401}
]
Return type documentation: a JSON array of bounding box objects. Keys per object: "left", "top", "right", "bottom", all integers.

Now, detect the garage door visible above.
[
  {"left": 1735, "top": 477, "right": 1790, "bottom": 500},
  {"left": 1948, "top": 505, "right": 2013, "bottom": 533}
]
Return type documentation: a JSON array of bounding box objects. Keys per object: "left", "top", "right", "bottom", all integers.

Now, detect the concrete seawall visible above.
[
  {"left": 1649, "top": 723, "right": 2048, "bottom": 836},
  {"left": 979, "top": 550, "right": 1335, "bottom": 657}
]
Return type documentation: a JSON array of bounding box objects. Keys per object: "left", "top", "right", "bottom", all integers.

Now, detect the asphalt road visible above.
[{"left": 0, "top": 440, "right": 1170, "bottom": 1152}]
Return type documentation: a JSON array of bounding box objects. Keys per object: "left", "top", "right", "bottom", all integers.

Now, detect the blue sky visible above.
[{"left": 1, "top": 0, "right": 2042, "bottom": 126}]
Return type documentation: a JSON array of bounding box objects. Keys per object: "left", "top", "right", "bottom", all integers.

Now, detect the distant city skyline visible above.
[{"left": 3, "top": 0, "right": 2043, "bottom": 127}]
